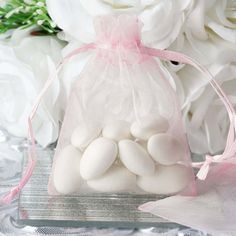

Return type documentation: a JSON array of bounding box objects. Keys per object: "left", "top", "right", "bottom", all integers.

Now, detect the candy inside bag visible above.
[{"left": 48, "top": 15, "right": 196, "bottom": 196}]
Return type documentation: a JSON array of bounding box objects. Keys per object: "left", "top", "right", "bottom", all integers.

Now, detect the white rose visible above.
[
  {"left": 165, "top": 0, "right": 236, "bottom": 155},
  {"left": 0, "top": 29, "right": 64, "bottom": 147},
  {"left": 46, "top": 0, "right": 191, "bottom": 49},
  {"left": 185, "top": 0, "right": 236, "bottom": 43},
  {"left": 173, "top": 0, "right": 236, "bottom": 65},
  {"left": 172, "top": 47, "right": 236, "bottom": 154},
  {"left": 174, "top": 59, "right": 236, "bottom": 154}
]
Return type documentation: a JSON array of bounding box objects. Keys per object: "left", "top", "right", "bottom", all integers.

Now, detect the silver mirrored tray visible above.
[{"left": 18, "top": 149, "right": 183, "bottom": 229}]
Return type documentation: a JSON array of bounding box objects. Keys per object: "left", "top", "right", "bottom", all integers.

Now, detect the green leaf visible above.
[{"left": 0, "top": 0, "right": 61, "bottom": 35}]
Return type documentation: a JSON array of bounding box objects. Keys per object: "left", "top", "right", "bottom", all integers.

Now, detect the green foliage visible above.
[{"left": 0, "top": 0, "right": 60, "bottom": 35}]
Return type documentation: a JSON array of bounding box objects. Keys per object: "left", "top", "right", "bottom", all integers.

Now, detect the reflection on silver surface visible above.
[
  {"left": 18, "top": 149, "right": 169, "bottom": 227},
  {"left": 0, "top": 214, "right": 210, "bottom": 236}
]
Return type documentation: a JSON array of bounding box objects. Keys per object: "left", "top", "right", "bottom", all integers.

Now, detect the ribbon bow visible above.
[
  {"left": 196, "top": 114, "right": 236, "bottom": 180},
  {"left": 196, "top": 155, "right": 224, "bottom": 180}
]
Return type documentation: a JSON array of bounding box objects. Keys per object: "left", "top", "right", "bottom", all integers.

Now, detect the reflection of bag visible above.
[
  {"left": 48, "top": 15, "right": 196, "bottom": 195},
  {"left": 2, "top": 15, "right": 236, "bottom": 204}
]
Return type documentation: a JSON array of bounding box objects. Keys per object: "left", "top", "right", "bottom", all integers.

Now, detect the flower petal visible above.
[{"left": 46, "top": 0, "right": 96, "bottom": 42}]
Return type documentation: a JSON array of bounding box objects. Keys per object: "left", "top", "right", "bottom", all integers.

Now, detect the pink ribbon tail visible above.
[
  {"left": 1, "top": 186, "right": 20, "bottom": 205},
  {"left": 196, "top": 166, "right": 210, "bottom": 181},
  {"left": 196, "top": 115, "right": 236, "bottom": 180},
  {"left": 196, "top": 156, "right": 213, "bottom": 180}
]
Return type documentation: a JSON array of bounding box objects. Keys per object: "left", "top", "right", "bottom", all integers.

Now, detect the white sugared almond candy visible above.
[
  {"left": 118, "top": 140, "right": 155, "bottom": 176},
  {"left": 130, "top": 116, "right": 169, "bottom": 140},
  {"left": 87, "top": 165, "right": 136, "bottom": 192},
  {"left": 102, "top": 120, "right": 131, "bottom": 141},
  {"left": 53, "top": 145, "right": 81, "bottom": 194},
  {"left": 80, "top": 137, "right": 118, "bottom": 180},
  {"left": 71, "top": 124, "right": 101, "bottom": 150},
  {"left": 137, "top": 164, "right": 190, "bottom": 194},
  {"left": 147, "top": 133, "right": 184, "bottom": 165}
]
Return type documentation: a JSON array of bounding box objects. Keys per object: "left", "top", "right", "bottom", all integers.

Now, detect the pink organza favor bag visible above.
[
  {"left": 48, "top": 15, "right": 196, "bottom": 196},
  {"left": 1, "top": 15, "right": 235, "bottom": 207}
]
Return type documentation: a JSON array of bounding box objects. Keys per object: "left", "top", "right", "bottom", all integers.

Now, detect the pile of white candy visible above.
[{"left": 53, "top": 116, "right": 190, "bottom": 195}]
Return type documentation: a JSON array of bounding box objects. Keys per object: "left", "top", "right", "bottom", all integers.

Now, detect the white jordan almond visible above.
[
  {"left": 87, "top": 165, "right": 136, "bottom": 192},
  {"left": 102, "top": 120, "right": 131, "bottom": 141},
  {"left": 130, "top": 116, "right": 169, "bottom": 140},
  {"left": 80, "top": 137, "right": 118, "bottom": 180},
  {"left": 147, "top": 134, "right": 184, "bottom": 165},
  {"left": 119, "top": 140, "right": 155, "bottom": 176},
  {"left": 71, "top": 124, "right": 101, "bottom": 150},
  {"left": 137, "top": 164, "right": 190, "bottom": 194},
  {"left": 53, "top": 145, "right": 81, "bottom": 194}
]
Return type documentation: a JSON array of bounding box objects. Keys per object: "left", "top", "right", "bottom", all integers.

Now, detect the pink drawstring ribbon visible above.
[{"left": 1, "top": 42, "right": 236, "bottom": 204}]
